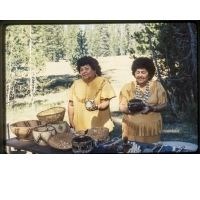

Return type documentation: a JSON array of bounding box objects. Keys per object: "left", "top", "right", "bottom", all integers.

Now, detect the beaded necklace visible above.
[{"left": 135, "top": 81, "right": 150, "bottom": 104}]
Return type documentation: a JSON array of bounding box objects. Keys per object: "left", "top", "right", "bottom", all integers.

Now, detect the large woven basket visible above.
[
  {"left": 86, "top": 127, "right": 110, "bottom": 142},
  {"left": 10, "top": 120, "right": 46, "bottom": 140},
  {"left": 37, "top": 107, "right": 66, "bottom": 124}
]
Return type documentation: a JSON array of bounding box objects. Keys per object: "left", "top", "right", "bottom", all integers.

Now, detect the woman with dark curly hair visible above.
[
  {"left": 119, "top": 57, "right": 167, "bottom": 143},
  {"left": 68, "top": 56, "right": 116, "bottom": 133}
]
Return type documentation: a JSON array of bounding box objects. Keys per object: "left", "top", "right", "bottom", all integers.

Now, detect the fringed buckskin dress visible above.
[
  {"left": 68, "top": 76, "right": 116, "bottom": 132},
  {"left": 119, "top": 80, "right": 167, "bottom": 143}
]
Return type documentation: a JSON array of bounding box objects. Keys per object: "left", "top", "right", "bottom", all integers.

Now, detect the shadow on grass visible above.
[
  {"left": 111, "top": 111, "right": 123, "bottom": 138},
  {"left": 112, "top": 120, "right": 122, "bottom": 139},
  {"left": 42, "top": 74, "right": 78, "bottom": 90},
  {"left": 111, "top": 111, "right": 123, "bottom": 118}
]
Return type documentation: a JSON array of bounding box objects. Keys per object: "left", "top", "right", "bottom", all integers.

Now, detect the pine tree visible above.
[
  {"left": 108, "top": 24, "right": 121, "bottom": 56},
  {"left": 85, "top": 24, "right": 101, "bottom": 57},
  {"left": 41, "top": 25, "right": 66, "bottom": 62},
  {"left": 64, "top": 25, "right": 79, "bottom": 67},
  {"left": 70, "top": 29, "right": 89, "bottom": 68},
  {"left": 98, "top": 25, "right": 111, "bottom": 57}
]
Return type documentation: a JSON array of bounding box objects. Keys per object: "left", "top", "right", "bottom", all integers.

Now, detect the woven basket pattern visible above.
[
  {"left": 37, "top": 107, "right": 65, "bottom": 123},
  {"left": 10, "top": 120, "right": 46, "bottom": 140},
  {"left": 72, "top": 135, "right": 94, "bottom": 153},
  {"left": 48, "top": 132, "right": 74, "bottom": 150},
  {"left": 32, "top": 125, "right": 56, "bottom": 146},
  {"left": 87, "top": 127, "right": 109, "bottom": 142}
]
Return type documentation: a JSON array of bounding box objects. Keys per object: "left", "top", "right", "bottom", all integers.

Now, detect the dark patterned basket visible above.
[
  {"left": 128, "top": 99, "right": 145, "bottom": 112},
  {"left": 72, "top": 135, "right": 95, "bottom": 154}
]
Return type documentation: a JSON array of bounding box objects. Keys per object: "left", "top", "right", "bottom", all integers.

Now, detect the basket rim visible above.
[
  {"left": 37, "top": 107, "right": 66, "bottom": 117},
  {"left": 87, "top": 127, "right": 110, "bottom": 141},
  {"left": 33, "top": 125, "right": 55, "bottom": 132},
  {"left": 10, "top": 119, "right": 42, "bottom": 126},
  {"left": 89, "top": 127, "right": 109, "bottom": 131},
  {"left": 48, "top": 132, "right": 74, "bottom": 150},
  {"left": 10, "top": 120, "right": 45, "bottom": 127}
]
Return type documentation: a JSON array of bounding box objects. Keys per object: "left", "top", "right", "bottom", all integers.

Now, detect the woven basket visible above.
[
  {"left": 128, "top": 99, "right": 146, "bottom": 113},
  {"left": 32, "top": 125, "right": 56, "bottom": 146},
  {"left": 86, "top": 127, "right": 110, "bottom": 142},
  {"left": 48, "top": 121, "right": 71, "bottom": 134},
  {"left": 48, "top": 132, "right": 74, "bottom": 150},
  {"left": 10, "top": 120, "right": 46, "bottom": 140},
  {"left": 37, "top": 107, "right": 66, "bottom": 124},
  {"left": 72, "top": 135, "right": 94, "bottom": 154}
]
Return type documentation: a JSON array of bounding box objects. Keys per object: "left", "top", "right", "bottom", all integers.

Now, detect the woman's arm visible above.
[
  {"left": 89, "top": 99, "right": 110, "bottom": 111},
  {"left": 153, "top": 81, "right": 168, "bottom": 112},
  {"left": 68, "top": 100, "right": 75, "bottom": 128},
  {"left": 119, "top": 102, "right": 130, "bottom": 114},
  {"left": 97, "top": 99, "right": 110, "bottom": 110},
  {"left": 141, "top": 101, "right": 167, "bottom": 114},
  {"left": 87, "top": 99, "right": 110, "bottom": 111},
  {"left": 119, "top": 83, "right": 133, "bottom": 114},
  {"left": 142, "top": 81, "right": 168, "bottom": 114},
  {"left": 151, "top": 102, "right": 167, "bottom": 112}
]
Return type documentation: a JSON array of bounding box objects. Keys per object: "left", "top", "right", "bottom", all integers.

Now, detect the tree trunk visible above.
[
  {"left": 148, "top": 34, "right": 162, "bottom": 81},
  {"left": 187, "top": 23, "right": 197, "bottom": 76},
  {"left": 28, "top": 25, "right": 34, "bottom": 105},
  {"left": 6, "top": 83, "right": 10, "bottom": 104},
  {"left": 187, "top": 22, "right": 197, "bottom": 102}
]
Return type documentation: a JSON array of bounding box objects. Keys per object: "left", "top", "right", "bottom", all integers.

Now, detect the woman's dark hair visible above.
[
  {"left": 131, "top": 57, "right": 155, "bottom": 80},
  {"left": 76, "top": 56, "right": 102, "bottom": 76}
]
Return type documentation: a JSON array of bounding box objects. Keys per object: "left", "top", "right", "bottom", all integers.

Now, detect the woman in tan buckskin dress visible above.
[
  {"left": 68, "top": 56, "right": 116, "bottom": 133},
  {"left": 119, "top": 57, "right": 167, "bottom": 143}
]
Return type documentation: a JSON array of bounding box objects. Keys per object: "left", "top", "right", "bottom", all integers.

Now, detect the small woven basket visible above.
[
  {"left": 128, "top": 99, "right": 145, "bottom": 113},
  {"left": 10, "top": 120, "right": 46, "bottom": 140},
  {"left": 37, "top": 107, "right": 66, "bottom": 124},
  {"left": 87, "top": 127, "right": 110, "bottom": 142},
  {"left": 32, "top": 125, "right": 56, "bottom": 146},
  {"left": 48, "top": 121, "right": 71, "bottom": 134},
  {"left": 48, "top": 132, "right": 74, "bottom": 150},
  {"left": 72, "top": 135, "right": 94, "bottom": 154}
]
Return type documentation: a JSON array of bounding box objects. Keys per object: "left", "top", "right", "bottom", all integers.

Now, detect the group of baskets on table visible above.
[{"left": 9, "top": 107, "right": 110, "bottom": 153}]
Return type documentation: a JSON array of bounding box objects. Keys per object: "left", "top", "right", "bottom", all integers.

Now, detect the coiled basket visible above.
[{"left": 37, "top": 107, "right": 65, "bottom": 124}]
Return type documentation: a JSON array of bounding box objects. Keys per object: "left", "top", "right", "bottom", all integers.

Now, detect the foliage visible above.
[
  {"left": 64, "top": 25, "right": 80, "bottom": 67},
  {"left": 98, "top": 25, "right": 111, "bottom": 56},
  {"left": 69, "top": 29, "right": 89, "bottom": 68},
  {"left": 131, "top": 22, "right": 197, "bottom": 119},
  {"left": 42, "top": 25, "right": 66, "bottom": 62},
  {"left": 6, "top": 25, "right": 47, "bottom": 104},
  {"left": 85, "top": 25, "right": 101, "bottom": 57}
]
